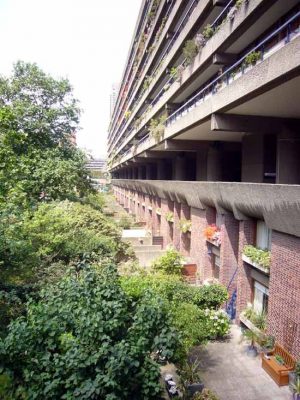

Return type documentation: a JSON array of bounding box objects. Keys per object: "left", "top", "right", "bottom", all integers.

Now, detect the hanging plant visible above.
[
  {"left": 165, "top": 211, "right": 174, "bottom": 223},
  {"left": 202, "top": 24, "right": 214, "bottom": 39},
  {"left": 183, "top": 40, "right": 198, "bottom": 65},
  {"left": 180, "top": 219, "right": 192, "bottom": 233}
]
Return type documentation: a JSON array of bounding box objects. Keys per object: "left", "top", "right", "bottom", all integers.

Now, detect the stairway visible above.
[{"left": 122, "top": 229, "right": 165, "bottom": 267}]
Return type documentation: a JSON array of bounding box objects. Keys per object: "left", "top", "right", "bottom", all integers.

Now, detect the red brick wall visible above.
[
  {"left": 267, "top": 231, "right": 300, "bottom": 358},
  {"left": 236, "top": 220, "right": 256, "bottom": 320},
  {"left": 190, "top": 207, "right": 209, "bottom": 282},
  {"left": 161, "top": 199, "right": 174, "bottom": 248},
  {"left": 180, "top": 204, "right": 191, "bottom": 256},
  {"left": 173, "top": 202, "right": 181, "bottom": 251},
  {"left": 219, "top": 213, "right": 239, "bottom": 298}
]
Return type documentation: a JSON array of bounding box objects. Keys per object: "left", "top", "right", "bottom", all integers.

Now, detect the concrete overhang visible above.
[{"left": 112, "top": 179, "right": 300, "bottom": 238}]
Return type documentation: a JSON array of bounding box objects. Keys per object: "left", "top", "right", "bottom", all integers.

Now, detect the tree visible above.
[{"left": 0, "top": 62, "right": 92, "bottom": 210}]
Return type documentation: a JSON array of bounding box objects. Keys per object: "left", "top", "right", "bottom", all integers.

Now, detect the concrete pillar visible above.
[
  {"left": 173, "top": 154, "right": 186, "bottom": 180},
  {"left": 157, "top": 160, "right": 167, "bottom": 180},
  {"left": 207, "top": 147, "right": 222, "bottom": 181},
  {"left": 196, "top": 149, "right": 208, "bottom": 181},
  {"left": 138, "top": 166, "right": 144, "bottom": 180},
  {"left": 276, "top": 129, "right": 300, "bottom": 184},
  {"left": 242, "top": 134, "right": 264, "bottom": 182}
]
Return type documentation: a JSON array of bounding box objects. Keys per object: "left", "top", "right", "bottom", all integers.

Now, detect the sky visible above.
[{"left": 0, "top": 0, "right": 141, "bottom": 158}]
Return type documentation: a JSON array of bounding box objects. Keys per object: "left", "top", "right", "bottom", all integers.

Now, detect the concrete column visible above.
[
  {"left": 276, "top": 129, "right": 300, "bottom": 184},
  {"left": 173, "top": 155, "right": 186, "bottom": 180},
  {"left": 138, "top": 166, "right": 144, "bottom": 180},
  {"left": 242, "top": 134, "right": 264, "bottom": 182},
  {"left": 196, "top": 149, "right": 208, "bottom": 181},
  {"left": 157, "top": 160, "right": 167, "bottom": 180},
  {"left": 207, "top": 147, "right": 222, "bottom": 181}
]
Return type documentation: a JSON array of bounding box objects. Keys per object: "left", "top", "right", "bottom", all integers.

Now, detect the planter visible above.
[
  {"left": 242, "top": 254, "right": 269, "bottom": 274},
  {"left": 187, "top": 382, "right": 204, "bottom": 396}
]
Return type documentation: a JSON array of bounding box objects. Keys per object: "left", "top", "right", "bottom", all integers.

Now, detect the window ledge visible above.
[{"left": 242, "top": 254, "right": 270, "bottom": 275}]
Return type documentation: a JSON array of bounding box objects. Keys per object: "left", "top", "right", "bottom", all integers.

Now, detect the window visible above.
[
  {"left": 256, "top": 220, "right": 272, "bottom": 250},
  {"left": 253, "top": 281, "right": 269, "bottom": 314}
]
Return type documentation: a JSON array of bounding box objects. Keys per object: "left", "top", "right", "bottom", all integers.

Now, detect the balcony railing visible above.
[{"left": 166, "top": 11, "right": 300, "bottom": 125}]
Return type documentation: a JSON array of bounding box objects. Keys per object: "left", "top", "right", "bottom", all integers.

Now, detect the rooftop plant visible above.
[{"left": 243, "top": 245, "right": 271, "bottom": 269}]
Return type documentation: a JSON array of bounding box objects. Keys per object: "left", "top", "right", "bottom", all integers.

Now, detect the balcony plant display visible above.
[
  {"left": 202, "top": 24, "right": 214, "bottom": 39},
  {"left": 244, "top": 50, "right": 261, "bottom": 66},
  {"left": 165, "top": 211, "right": 174, "bottom": 223},
  {"left": 180, "top": 219, "right": 192, "bottom": 233},
  {"left": 183, "top": 39, "right": 198, "bottom": 65},
  {"left": 124, "top": 110, "right": 132, "bottom": 120},
  {"left": 149, "top": 113, "right": 167, "bottom": 141},
  {"left": 203, "top": 224, "right": 221, "bottom": 246},
  {"left": 243, "top": 245, "right": 271, "bottom": 269}
]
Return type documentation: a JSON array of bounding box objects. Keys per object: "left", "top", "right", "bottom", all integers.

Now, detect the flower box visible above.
[{"left": 242, "top": 254, "right": 269, "bottom": 274}]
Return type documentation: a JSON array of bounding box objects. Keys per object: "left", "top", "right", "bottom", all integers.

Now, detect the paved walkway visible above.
[{"left": 194, "top": 325, "right": 291, "bottom": 400}]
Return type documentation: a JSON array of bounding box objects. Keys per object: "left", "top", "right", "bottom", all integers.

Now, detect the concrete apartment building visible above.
[{"left": 107, "top": 0, "right": 300, "bottom": 359}]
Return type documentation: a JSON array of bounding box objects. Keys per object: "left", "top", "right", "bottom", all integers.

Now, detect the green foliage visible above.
[
  {"left": 118, "top": 214, "right": 132, "bottom": 229},
  {"left": 149, "top": 113, "right": 167, "bottom": 141},
  {"left": 275, "top": 354, "right": 285, "bottom": 365},
  {"left": 204, "top": 309, "right": 230, "bottom": 338},
  {"left": 152, "top": 248, "right": 184, "bottom": 276},
  {"left": 202, "top": 24, "right": 214, "bottom": 39},
  {"left": 0, "top": 61, "right": 92, "bottom": 210},
  {"left": 0, "top": 266, "right": 180, "bottom": 399},
  {"left": 178, "top": 357, "right": 201, "bottom": 387},
  {"left": 244, "top": 51, "right": 261, "bottom": 66},
  {"left": 241, "top": 328, "right": 260, "bottom": 347},
  {"left": 165, "top": 211, "right": 174, "bottom": 222},
  {"left": 192, "top": 284, "right": 228, "bottom": 309},
  {"left": 291, "top": 377, "right": 300, "bottom": 395},
  {"left": 243, "top": 245, "right": 271, "bottom": 269},
  {"left": 180, "top": 219, "right": 192, "bottom": 233},
  {"left": 183, "top": 40, "right": 198, "bottom": 65}
]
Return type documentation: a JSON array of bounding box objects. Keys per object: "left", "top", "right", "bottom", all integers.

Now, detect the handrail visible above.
[
  {"left": 166, "top": 11, "right": 300, "bottom": 125},
  {"left": 211, "top": 0, "right": 235, "bottom": 30},
  {"left": 109, "top": 0, "right": 199, "bottom": 144}
]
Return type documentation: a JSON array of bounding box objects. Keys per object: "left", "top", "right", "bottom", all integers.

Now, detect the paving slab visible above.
[{"left": 194, "top": 325, "right": 291, "bottom": 400}]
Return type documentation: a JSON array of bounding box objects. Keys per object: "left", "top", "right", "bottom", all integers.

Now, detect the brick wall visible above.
[
  {"left": 161, "top": 199, "right": 174, "bottom": 248},
  {"left": 236, "top": 220, "right": 256, "bottom": 320},
  {"left": 190, "top": 207, "right": 209, "bottom": 282},
  {"left": 267, "top": 231, "right": 300, "bottom": 358},
  {"left": 180, "top": 204, "right": 191, "bottom": 256},
  {"left": 173, "top": 202, "right": 181, "bottom": 251}
]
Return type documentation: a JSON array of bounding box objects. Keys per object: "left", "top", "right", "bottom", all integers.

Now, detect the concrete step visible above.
[
  {"left": 135, "top": 249, "right": 165, "bottom": 267},
  {"left": 133, "top": 244, "right": 162, "bottom": 252}
]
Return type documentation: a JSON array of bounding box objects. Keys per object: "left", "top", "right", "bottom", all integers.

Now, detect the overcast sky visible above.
[{"left": 0, "top": 0, "right": 141, "bottom": 158}]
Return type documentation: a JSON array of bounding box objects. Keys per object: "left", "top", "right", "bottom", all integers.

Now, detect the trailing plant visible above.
[
  {"left": 180, "top": 219, "right": 192, "bottom": 233},
  {"left": 202, "top": 24, "right": 214, "bottom": 39},
  {"left": 243, "top": 245, "right": 271, "bottom": 269},
  {"left": 149, "top": 113, "right": 167, "bottom": 141},
  {"left": 151, "top": 248, "right": 184, "bottom": 276},
  {"left": 183, "top": 40, "right": 198, "bottom": 65},
  {"left": 165, "top": 211, "right": 174, "bottom": 223},
  {"left": 244, "top": 50, "right": 261, "bottom": 66}
]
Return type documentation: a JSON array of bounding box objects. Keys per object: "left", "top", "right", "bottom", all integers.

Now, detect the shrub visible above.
[
  {"left": 193, "top": 388, "right": 220, "bottom": 400},
  {"left": 118, "top": 214, "right": 132, "bottom": 229},
  {"left": 205, "top": 309, "right": 230, "bottom": 338},
  {"left": 192, "top": 284, "right": 228, "bottom": 309},
  {"left": 244, "top": 51, "right": 261, "bottom": 66},
  {"left": 202, "top": 24, "right": 214, "bottom": 39},
  {"left": 152, "top": 248, "right": 184, "bottom": 275},
  {"left": 0, "top": 266, "right": 180, "bottom": 399}
]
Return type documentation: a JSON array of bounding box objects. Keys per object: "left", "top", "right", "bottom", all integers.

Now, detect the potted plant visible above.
[
  {"left": 165, "top": 211, "right": 174, "bottom": 223},
  {"left": 241, "top": 328, "right": 260, "bottom": 357},
  {"left": 178, "top": 358, "right": 204, "bottom": 398},
  {"left": 289, "top": 362, "right": 300, "bottom": 392},
  {"left": 180, "top": 219, "right": 192, "bottom": 234},
  {"left": 260, "top": 334, "right": 275, "bottom": 354},
  {"left": 291, "top": 377, "right": 300, "bottom": 400}
]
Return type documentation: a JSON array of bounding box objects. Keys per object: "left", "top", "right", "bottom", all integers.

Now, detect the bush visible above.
[
  {"left": 151, "top": 248, "right": 184, "bottom": 276},
  {"left": 192, "top": 284, "right": 228, "bottom": 309},
  {"left": 183, "top": 40, "right": 198, "bottom": 64},
  {"left": 0, "top": 265, "right": 180, "bottom": 399}
]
